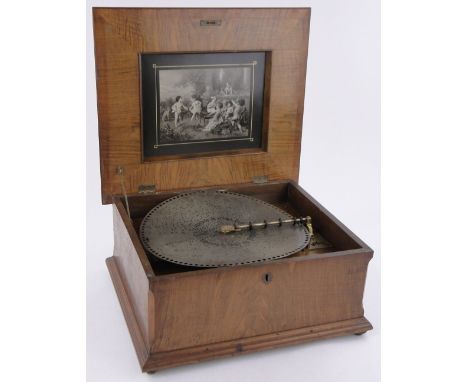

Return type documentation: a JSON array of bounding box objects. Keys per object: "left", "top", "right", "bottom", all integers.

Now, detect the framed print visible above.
[{"left": 140, "top": 51, "right": 267, "bottom": 159}]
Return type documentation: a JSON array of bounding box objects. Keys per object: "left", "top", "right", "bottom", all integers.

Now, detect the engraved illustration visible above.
[{"left": 156, "top": 64, "right": 254, "bottom": 145}]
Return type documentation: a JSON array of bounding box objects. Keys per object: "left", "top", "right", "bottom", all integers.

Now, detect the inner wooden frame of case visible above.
[{"left": 117, "top": 181, "right": 368, "bottom": 276}]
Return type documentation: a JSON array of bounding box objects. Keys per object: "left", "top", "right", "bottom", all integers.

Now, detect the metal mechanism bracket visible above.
[{"left": 220, "top": 216, "right": 313, "bottom": 234}]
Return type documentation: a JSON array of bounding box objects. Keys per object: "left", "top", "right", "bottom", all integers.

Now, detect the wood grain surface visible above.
[
  {"left": 93, "top": 8, "right": 311, "bottom": 203},
  {"left": 107, "top": 180, "right": 373, "bottom": 372},
  {"left": 111, "top": 200, "right": 153, "bottom": 350},
  {"left": 107, "top": 255, "right": 371, "bottom": 373},
  {"left": 96, "top": 8, "right": 373, "bottom": 374},
  {"left": 150, "top": 252, "right": 371, "bottom": 352}
]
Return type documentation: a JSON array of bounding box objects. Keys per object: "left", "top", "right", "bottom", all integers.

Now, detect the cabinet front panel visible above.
[{"left": 151, "top": 252, "right": 370, "bottom": 351}]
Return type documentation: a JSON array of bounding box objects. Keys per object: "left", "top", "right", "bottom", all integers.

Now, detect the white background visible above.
[
  {"left": 86, "top": 1, "right": 380, "bottom": 381},
  {"left": 1, "top": 0, "right": 467, "bottom": 381}
]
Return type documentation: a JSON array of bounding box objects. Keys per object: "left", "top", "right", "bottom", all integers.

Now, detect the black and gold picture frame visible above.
[{"left": 140, "top": 51, "right": 267, "bottom": 159}]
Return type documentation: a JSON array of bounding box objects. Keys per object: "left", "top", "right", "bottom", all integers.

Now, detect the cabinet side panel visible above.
[
  {"left": 152, "top": 252, "right": 371, "bottom": 352},
  {"left": 112, "top": 204, "right": 150, "bottom": 347}
]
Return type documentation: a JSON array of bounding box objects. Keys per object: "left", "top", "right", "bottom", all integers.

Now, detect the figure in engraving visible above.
[
  {"left": 206, "top": 96, "right": 217, "bottom": 115},
  {"left": 231, "top": 98, "right": 247, "bottom": 132},
  {"left": 171, "top": 96, "right": 188, "bottom": 128},
  {"left": 203, "top": 102, "right": 224, "bottom": 132},
  {"left": 161, "top": 105, "right": 171, "bottom": 122},
  {"left": 189, "top": 95, "right": 202, "bottom": 125},
  {"left": 223, "top": 81, "right": 233, "bottom": 95},
  {"left": 223, "top": 100, "right": 234, "bottom": 120}
]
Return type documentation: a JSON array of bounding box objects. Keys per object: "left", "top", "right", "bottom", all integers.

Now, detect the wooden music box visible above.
[{"left": 93, "top": 7, "right": 373, "bottom": 373}]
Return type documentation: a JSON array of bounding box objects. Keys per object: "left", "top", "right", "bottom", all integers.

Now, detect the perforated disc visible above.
[{"left": 139, "top": 190, "right": 310, "bottom": 267}]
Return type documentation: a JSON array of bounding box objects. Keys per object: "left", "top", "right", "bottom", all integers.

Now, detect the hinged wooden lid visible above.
[{"left": 93, "top": 8, "right": 310, "bottom": 204}]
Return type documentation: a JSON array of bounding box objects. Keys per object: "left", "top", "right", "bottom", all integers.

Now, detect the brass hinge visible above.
[
  {"left": 138, "top": 184, "right": 156, "bottom": 194},
  {"left": 252, "top": 175, "right": 268, "bottom": 184}
]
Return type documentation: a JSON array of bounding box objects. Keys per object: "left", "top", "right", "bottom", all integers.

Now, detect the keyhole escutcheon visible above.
[{"left": 262, "top": 272, "right": 273, "bottom": 284}]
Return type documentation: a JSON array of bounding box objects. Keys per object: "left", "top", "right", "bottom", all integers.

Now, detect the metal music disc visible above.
[{"left": 139, "top": 190, "right": 310, "bottom": 267}]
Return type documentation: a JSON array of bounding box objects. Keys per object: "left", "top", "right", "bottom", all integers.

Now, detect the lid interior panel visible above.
[{"left": 93, "top": 8, "right": 310, "bottom": 203}]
